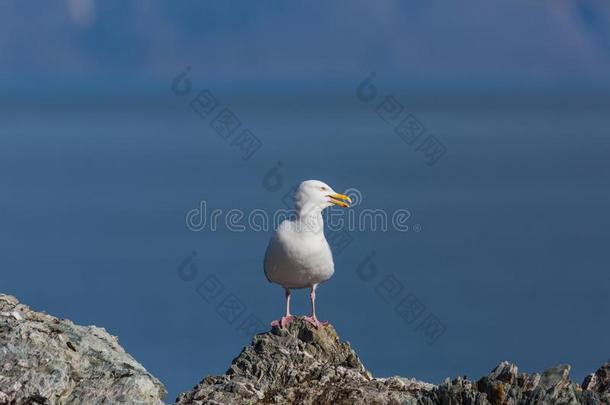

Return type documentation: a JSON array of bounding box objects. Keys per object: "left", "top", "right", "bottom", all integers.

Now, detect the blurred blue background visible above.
[{"left": 2, "top": 1, "right": 610, "bottom": 402}]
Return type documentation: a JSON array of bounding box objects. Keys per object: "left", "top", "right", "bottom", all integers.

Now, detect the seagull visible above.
[{"left": 264, "top": 180, "right": 352, "bottom": 328}]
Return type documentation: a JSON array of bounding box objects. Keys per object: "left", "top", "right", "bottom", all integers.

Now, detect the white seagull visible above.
[{"left": 264, "top": 180, "right": 352, "bottom": 328}]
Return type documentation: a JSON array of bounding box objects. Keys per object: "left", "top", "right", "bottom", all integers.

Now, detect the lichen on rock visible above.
[
  {"left": 175, "top": 318, "right": 610, "bottom": 405},
  {"left": 174, "top": 318, "right": 434, "bottom": 405},
  {"left": 0, "top": 294, "right": 166, "bottom": 405},
  {"left": 1, "top": 293, "right": 608, "bottom": 405}
]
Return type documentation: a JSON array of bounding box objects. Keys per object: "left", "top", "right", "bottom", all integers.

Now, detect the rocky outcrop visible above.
[
  {"left": 175, "top": 318, "right": 434, "bottom": 405},
  {"left": 0, "top": 294, "right": 166, "bottom": 405},
  {"left": 2, "top": 294, "right": 608, "bottom": 405},
  {"left": 435, "top": 361, "right": 610, "bottom": 405},
  {"left": 175, "top": 317, "right": 610, "bottom": 405},
  {"left": 583, "top": 361, "right": 610, "bottom": 396}
]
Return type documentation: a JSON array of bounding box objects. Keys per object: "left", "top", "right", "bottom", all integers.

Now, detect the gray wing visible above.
[{"left": 263, "top": 235, "right": 276, "bottom": 283}]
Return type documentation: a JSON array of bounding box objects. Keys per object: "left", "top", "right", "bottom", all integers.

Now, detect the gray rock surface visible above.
[
  {"left": 175, "top": 318, "right": 610, "bottom": 405},
  {"left": 583, "top": 361, "right": 610, "bottom": 395},
  {"left": 2, "top": 294, "right": 608, "bottom": 405},
  {"left": 175, "top": 317, "right": 434, "bottom": 405},
  {"left": 0, "top": 294, "right": 166, "bottom": 405},
  {"left": 434, "top": 361, "right": 610, "bottom": 405}
]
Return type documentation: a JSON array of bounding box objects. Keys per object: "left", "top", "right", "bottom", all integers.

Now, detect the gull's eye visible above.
[{"left": 320, "top": 186, "right": 327, "bottom": 191}]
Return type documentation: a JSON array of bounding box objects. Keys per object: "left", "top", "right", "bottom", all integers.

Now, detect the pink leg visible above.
[
  {"left": 271, "top": 288, "right": 295, "bottom": 328},
  {"left": 304, "top": 285, "right": 328, "bottom": 328}
]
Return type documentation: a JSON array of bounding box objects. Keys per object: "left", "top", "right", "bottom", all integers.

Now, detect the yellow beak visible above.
[{"left": 328, "top": 193, "right": 352, "bottom": 208}]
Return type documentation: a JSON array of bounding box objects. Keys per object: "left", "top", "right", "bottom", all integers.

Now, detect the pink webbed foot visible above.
[
  {"left": 304, "top": 316, "right": 329, "bottom": 329},
  {"left": 271, "top": 315, "right": 295, "bottom": 328}
]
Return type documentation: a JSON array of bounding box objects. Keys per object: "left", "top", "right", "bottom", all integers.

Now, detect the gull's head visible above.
[{"left": 294, "top": 180, "right": 352, "bottom": 215}]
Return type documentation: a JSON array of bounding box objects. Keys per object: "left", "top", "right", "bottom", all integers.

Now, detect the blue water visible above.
[{"left": 1, "top": 91, "right": 609, "bottom": 402}]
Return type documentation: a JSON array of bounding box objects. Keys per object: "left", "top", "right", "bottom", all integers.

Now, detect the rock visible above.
[
  {"left": 0, "top": 294, "right": 166, "bottom": 405},
  {"left": 582, "top": 361, "right": 610, "bottom": 404},
  {"left": 174, "top": 317, "right": 434, "bottom": 405},
  {"left": 583, "top": 361, "right": 610, "bottom": 392},
  {"left": 3, "top": 293, "right": 608, "bottom": 405},
  {"left": 397, "top": 361, "right": 610, "bottom": 405},
  {"left": 175, "top": 318, "right": 610, "bottom": 405}
]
